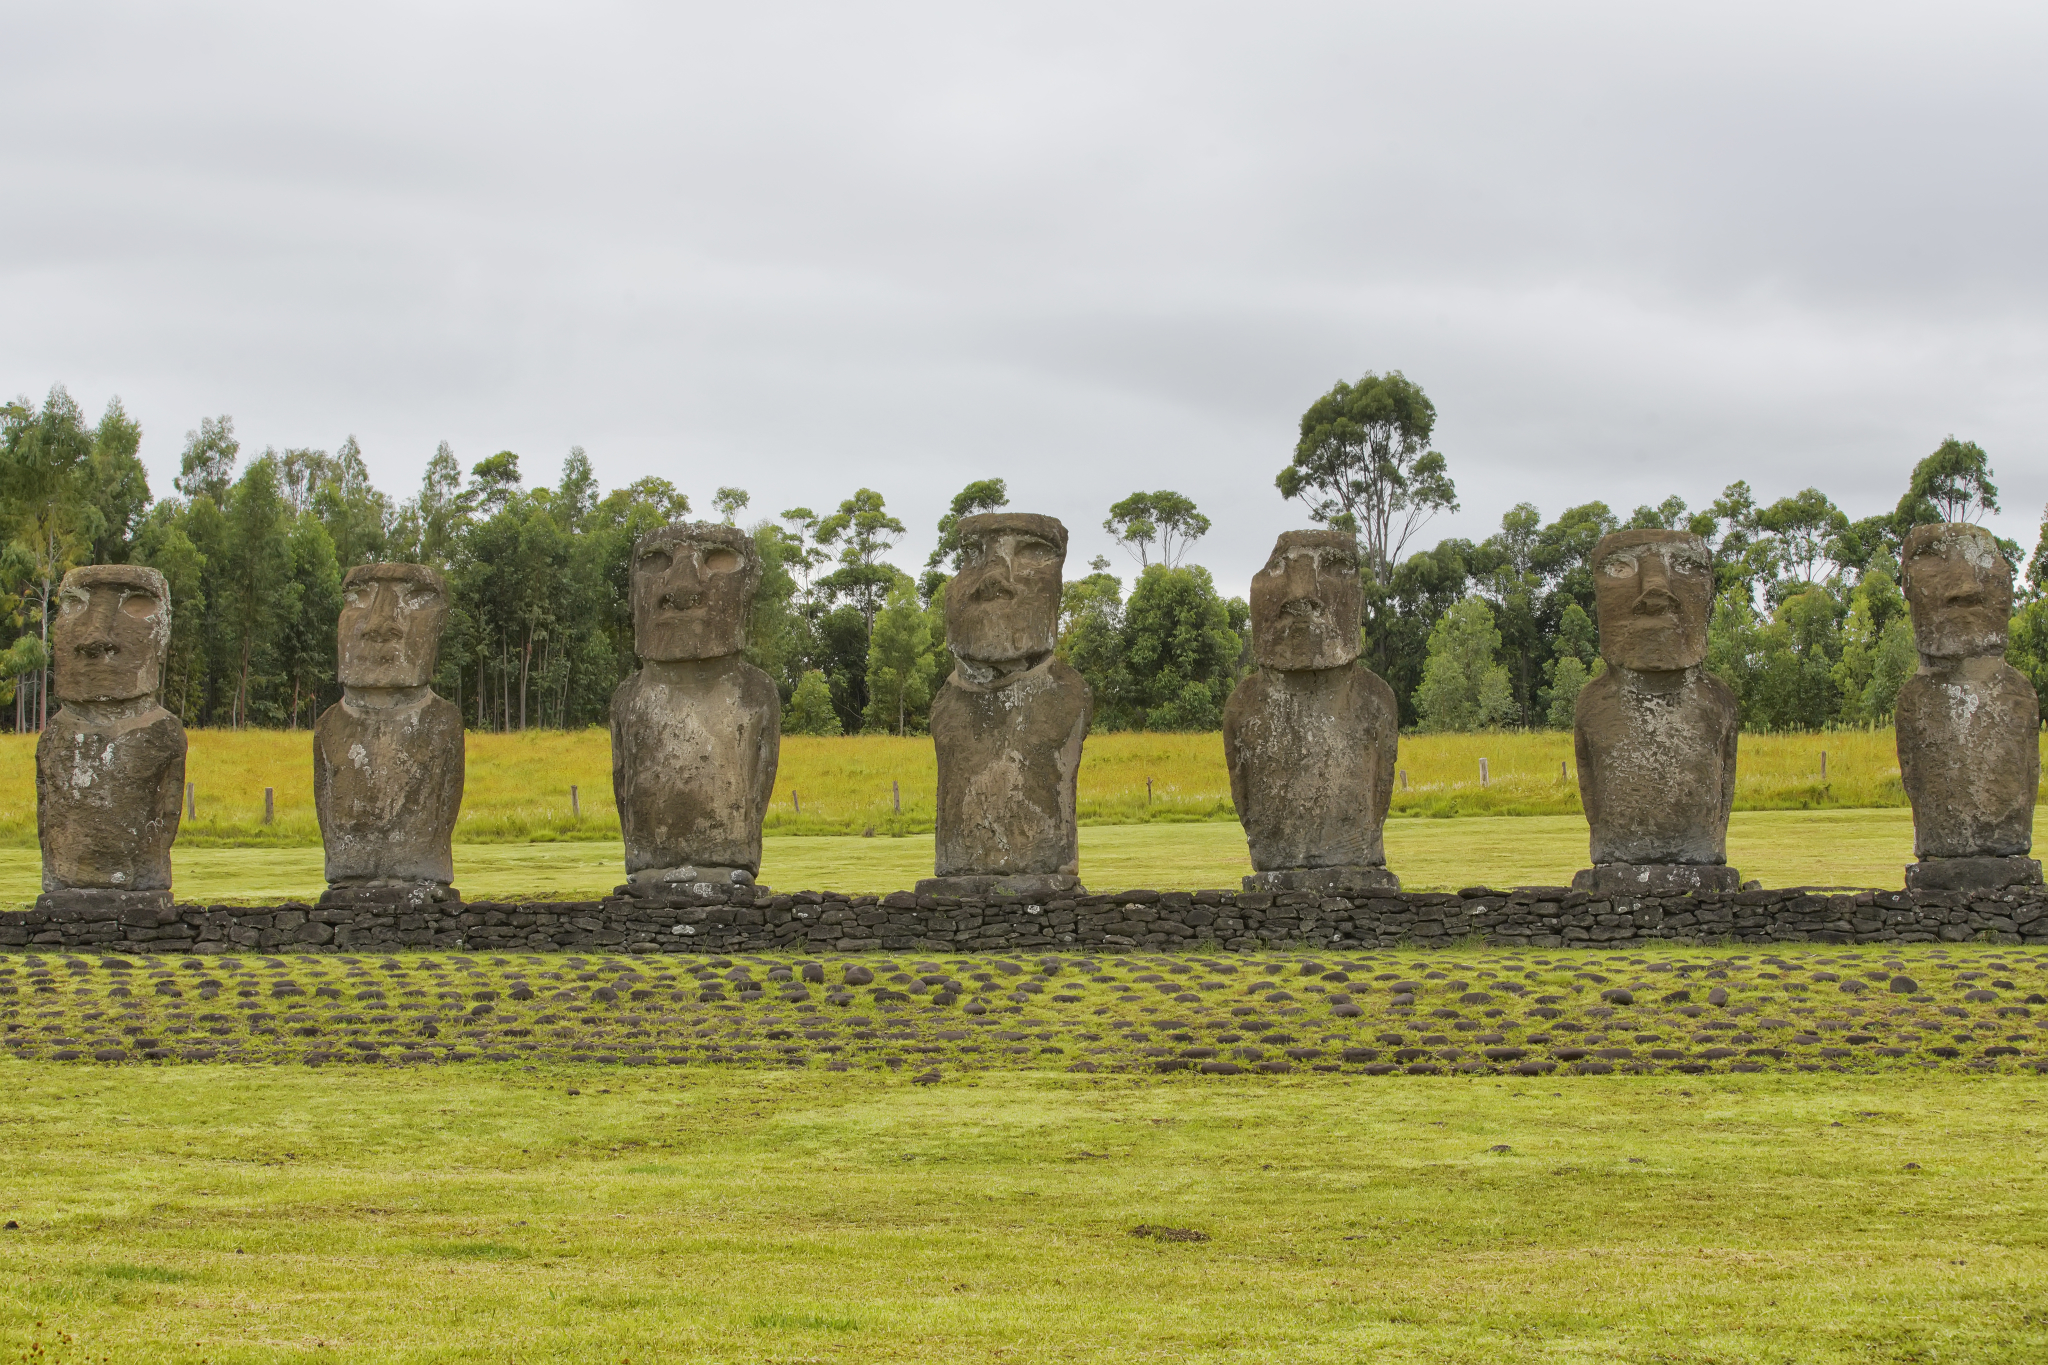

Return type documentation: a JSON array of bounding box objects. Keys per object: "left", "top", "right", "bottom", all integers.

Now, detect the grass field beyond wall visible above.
[{"left": 6, "top": 725, "right": 2035, "bottom": 848}]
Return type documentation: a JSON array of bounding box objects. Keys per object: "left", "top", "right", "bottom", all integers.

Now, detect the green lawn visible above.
[
  {"left": 6, "top": 806, "right": 2041, "bottom": 905},
  {"left": 2, "top": 1061, "right": 2043, "bottom": 1361}
]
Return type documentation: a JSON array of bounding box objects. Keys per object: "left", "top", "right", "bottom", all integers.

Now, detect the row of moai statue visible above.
[{"left": 31, "top": 516, "right": 2041, "bottom": 911}]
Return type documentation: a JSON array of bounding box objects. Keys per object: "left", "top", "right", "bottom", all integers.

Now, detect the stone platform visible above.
[{"left": 2, "top": 881, "right": 2044, "bottom": 956}]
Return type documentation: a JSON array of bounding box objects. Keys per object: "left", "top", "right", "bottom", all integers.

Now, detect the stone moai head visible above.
[
  {"left": 52, "top": 565, "right": 171, "bottom": 704},
  {"left": 631, "top": 522, "right": 760, "bottom": 662},
  {"left": 1592, "top": 530, "right": 1714, "bottom": 673},
  {"left": 338, "top": 564, "right": 449, "bottom": 689},
  {"left": 1900, "top": 522, "right": 2013, "bottom": 661},
  {"left": 944, "top": 513, "right": 1067, "bottom": 666},
  {"left": 1250, "top": 530, "right": 1362, "bottom": 671}
]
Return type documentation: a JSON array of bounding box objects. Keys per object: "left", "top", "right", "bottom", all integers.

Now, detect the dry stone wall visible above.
[{"left": 5, "top": 882, "right": 2045, "bottom": 957}]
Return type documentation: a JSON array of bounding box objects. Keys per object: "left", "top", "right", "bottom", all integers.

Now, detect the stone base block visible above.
[
  {"left": 1243, "top": 865, "right": 1400, "bottom": 895},
  {"left": 626, "top": 865, "right": 756, "bottom": 895},
  {"left": 319, "top": 882, "right": 460, "bottom": 910},
  {"left": 33, "top": 888, "right": 173, "bottom": 918},
  {"left": 914, "top": 873, "right": 1087, "bottom": 899},
  {"left": 1905, "top": 856, "right": 2043, "bottom": 892},
  {"left": 1572, "top": 862, "right": 1741, "bottom": 895}
]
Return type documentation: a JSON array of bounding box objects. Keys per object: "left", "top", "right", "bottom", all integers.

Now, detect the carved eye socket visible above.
[
  {"left": 119, "top": 592, "right": 160, "bottom": 620},
  {"left": 1013, "top": 538, "right": 1057, "bottom": 566},
  {"left": 702, "top": 547, "right": 741, "bottom": 575},
  {"left": 1601, "top": 556, "right": 1636, "bottom": 577},
  {"left": 58, "top": 590, "right": 89, "bottom": 614},
  {"left": 640, "top": 549, "right": 673, "bottom": 575},
  {"left": 402, "top": 588, "right": 440, "bottom": 610}
]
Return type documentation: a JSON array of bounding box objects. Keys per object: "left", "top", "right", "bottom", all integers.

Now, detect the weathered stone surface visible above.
[
  {"left": 1905, "top": 854, "right": 2042, "bottom": 892},
  {"left": 1573, "top": 530, "right": 1740, "bottom": 888},
  {"left": 1896, "top": 523, "right": 2039, "bottom": 869},
  {"left": 1573, "top": 862, "right": 1741, "bottom": 895},
  {"left": 1225, "top": 531, "right": 1399, "bottom": 891},
  {"left": 922, "top": 513, "right": 1089, "bottom": 894},
  {"left": 314, "top": 564, "right": 463, "bottom": 902},
  {"left": 612, "top": 523, "right": 780, "bottom": 891},
  {"left": 36, "top": 565, "right": 185, "bottom": 904}
]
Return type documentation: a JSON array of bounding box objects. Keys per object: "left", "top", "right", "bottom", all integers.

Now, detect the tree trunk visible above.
[{"left": 519, "top": 626, "right": 532, "bottom": 731}]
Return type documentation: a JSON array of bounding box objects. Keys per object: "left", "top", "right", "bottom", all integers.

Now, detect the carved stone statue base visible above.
[
  {"left": 1573, "top": 862, "right": 1741, "bottom": 895},
  {"left": 1243, "top": 866, "right": 1400, "bottom": 895},
  {"left": 625, "top": 864, "right": 758, "bottom": 896},
  {"left": 1905, "top": 855, "right": 2043, "bottom": 892},
  {"left": 318, "top": 882, "right": 460, "bottom": 910},
  {"left": 34, "top": 888, "right": 173, "bottom": 918},
  {"left": 915, "top": 872, "right": 1086, "bottom": 900}
]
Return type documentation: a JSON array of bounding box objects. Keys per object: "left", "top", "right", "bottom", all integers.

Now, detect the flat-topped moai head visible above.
[
  {"left": 53, "top": 565, "right": 171, "bottom": 705},
  {"left": 338, "top": 564, "right": 448, "bottom": 690},
  {"left": 944, "top": 513, "right": 1066, "bottom": 671},
  {"left": 1251, "top": 530, "right": 1361, "bottom": 671},
  {"left": 1593, "top": 530, "right": 1714, "bottom": 673},
  {"left": 632, "top": 522, "right": 759, "bottom": 662},
  {"left": 1901, "top": 522, "right": 2012, "bottom": 662}
]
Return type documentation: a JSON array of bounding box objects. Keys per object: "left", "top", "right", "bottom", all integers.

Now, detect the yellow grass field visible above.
[{"left": 7, "top": 725, "right": 2034, "bottom": 849}]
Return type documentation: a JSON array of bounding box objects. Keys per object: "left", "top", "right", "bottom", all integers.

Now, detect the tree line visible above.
[{"left": 3, "top": 377, "right": 2045, "bottom": 739}]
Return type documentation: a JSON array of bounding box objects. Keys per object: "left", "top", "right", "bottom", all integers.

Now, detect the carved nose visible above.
[
  {"left": 76, "top": 639, "right": 118, "bottom": 659},
  {"left": 360, "top": 620, "right": 405, "bottom": 642},
  {"left": 1944, "top": 586, "right": 1985, "bottom": 607},
  {"left": 971, "top": 575, "right": 1016, "bottom": 603},
  {"left": 1282, "top": 596, "right": 1324, "bottom": 618},
  {"left": 661, "top": 590, "right": 705, "bottom": 611},
  {"left": 1633, "top": 586, "right": 1680, "bottom": 614}
]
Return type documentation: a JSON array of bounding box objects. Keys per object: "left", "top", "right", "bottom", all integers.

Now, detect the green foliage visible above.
[
  {"left": 1897, "top": 436, "right": 1998, "bottom": 528},
  {"left": 1279, "top": 370, "right": 1457, "bottom": 576},
  {"left": 862, "top": 576, "right": 935, "bottom": 735},
  {"left": 782, "top": 669, "right": 842, "bottom": 736},
  {"left": 1833, "top": 568, "right": 1916, "bottom": 725},
  {"left": 816, "top": 488, "right": 905, "bottom": 629},
  {"left": 1758, "top": 487, "right": 1850, "bottom": 584},
  {"left": 1414, "top": 596, "right": 1516, "bottom": 732},
  {"left": 1103, "top": 490, "right": 1210, "bottom": 569},
  {"left": 1099, "top": 564, "right": 1245, "bottom": 731},
  {"left": 2009, "top": 599, "right": 2048, "bottom": 723}
]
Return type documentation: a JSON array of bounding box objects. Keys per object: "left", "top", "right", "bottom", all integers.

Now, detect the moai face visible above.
[
  {"left": 1251, "top": 530, "right": 1361, "bottom": 670},
  {"left": 338, "top": 564, "right": 449, "bottom": 689},
  {"left": 1901, "top": 522, "right": 2013, "bottom": 660},
  {"left": 52, "top": 565, "right": 171, "bottom": 704},
  {"left": 1593, "top": 530, "right": 1713, "bottom": 673},
  {"left": 631, "top": 522, "right": 760, "bottom": 662},
  {"left": 945, "top": 513, "right": 1067, "bottom": 665}
]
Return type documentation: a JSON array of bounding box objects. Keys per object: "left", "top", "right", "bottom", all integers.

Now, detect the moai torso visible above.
[
  {"left": 1575, "top": 666, "right": 1739, "bottom": 865},
  {"left": 1223, "top": 530, "right": 1398, "bottom": 878},
  {"left": 609, "top": 523, "right": 780, "bottom": 888},
  {"left": 314, "top": 693, "right": 465, "bottom": 885},
  {"left": 1895, "top": 523, "right": 2039, "bottom": 860},
  {"left": 35, "top": 565, "right": 185, "bottom": 896},
  {"left": 1573, "top": 530, "right": 1739, "bottom": 874},
  {"left": 1226, "top": 665, "right": 1398, "bottom": 872},
  {"left": 37, "top": 703, "right": 184, "bottom": 893},
  {"left": 314, "top": 564, "right": 464, "bottom": 893},
  {"left": 612, "top": 656, "right": 781, "bottom": 877},
  {"left": 930, "top": 657, "right": 1090, "bottom": 877}
]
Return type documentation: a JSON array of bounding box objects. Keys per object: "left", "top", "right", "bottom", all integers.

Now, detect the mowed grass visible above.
[
  {"left": 1, "top": 995, "right": 2045, "bottom": 1359},
  {"left": 2, "top": 806, "right": 2040, "bottom": 905},
  {"left": 6, "top": 725, "right": 2029, "bottom": 849}
]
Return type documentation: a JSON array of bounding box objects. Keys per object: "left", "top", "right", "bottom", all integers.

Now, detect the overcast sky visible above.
[{"left": 6, "top": 1, "right": 2045, "bottom": 591}]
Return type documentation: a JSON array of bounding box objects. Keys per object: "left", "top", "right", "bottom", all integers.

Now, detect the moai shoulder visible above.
[
  {"left": 921, "top": 512, "right": 1090, "bottom": 899},
  {"left": 313, "top": 563, "right": 465, "bottom": 907},
  {"left": 1571, "top": 530, "right": 1742, "bottom": 895},
  {"left": 35, "top": 565, "right": 185, "bottom": 912},
  {"left": 1894, "top": 523, "right": 2041, "bottom": 891},
  {"left": 1223, "top": 530, "right": 1399, "bottom": 893},
  {"left": 611, "top": 522, "right": 781, "bottom": 894}
]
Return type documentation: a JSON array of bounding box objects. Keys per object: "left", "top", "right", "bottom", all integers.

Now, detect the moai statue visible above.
[
  {"left": 611, "top": 522, "right": 780, "bottom": 894},
  {"left": 1895, "top": 523, "right": 2041, "bottom": 891},
  {"left": 1223, "top": 530, "right": 1400, "bottom": 894},
  {"left": 313, "top": 564, "right": 465, "bottom": 908},
  {"left": 35, "top": 565, "right": 185, "bottom": 912},
  {"left": 1572, "top": 530, "right": 1742, "bottom": 894},
  {"left": 917, "top": 513, "right": 1090, "bottom": 899}
]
